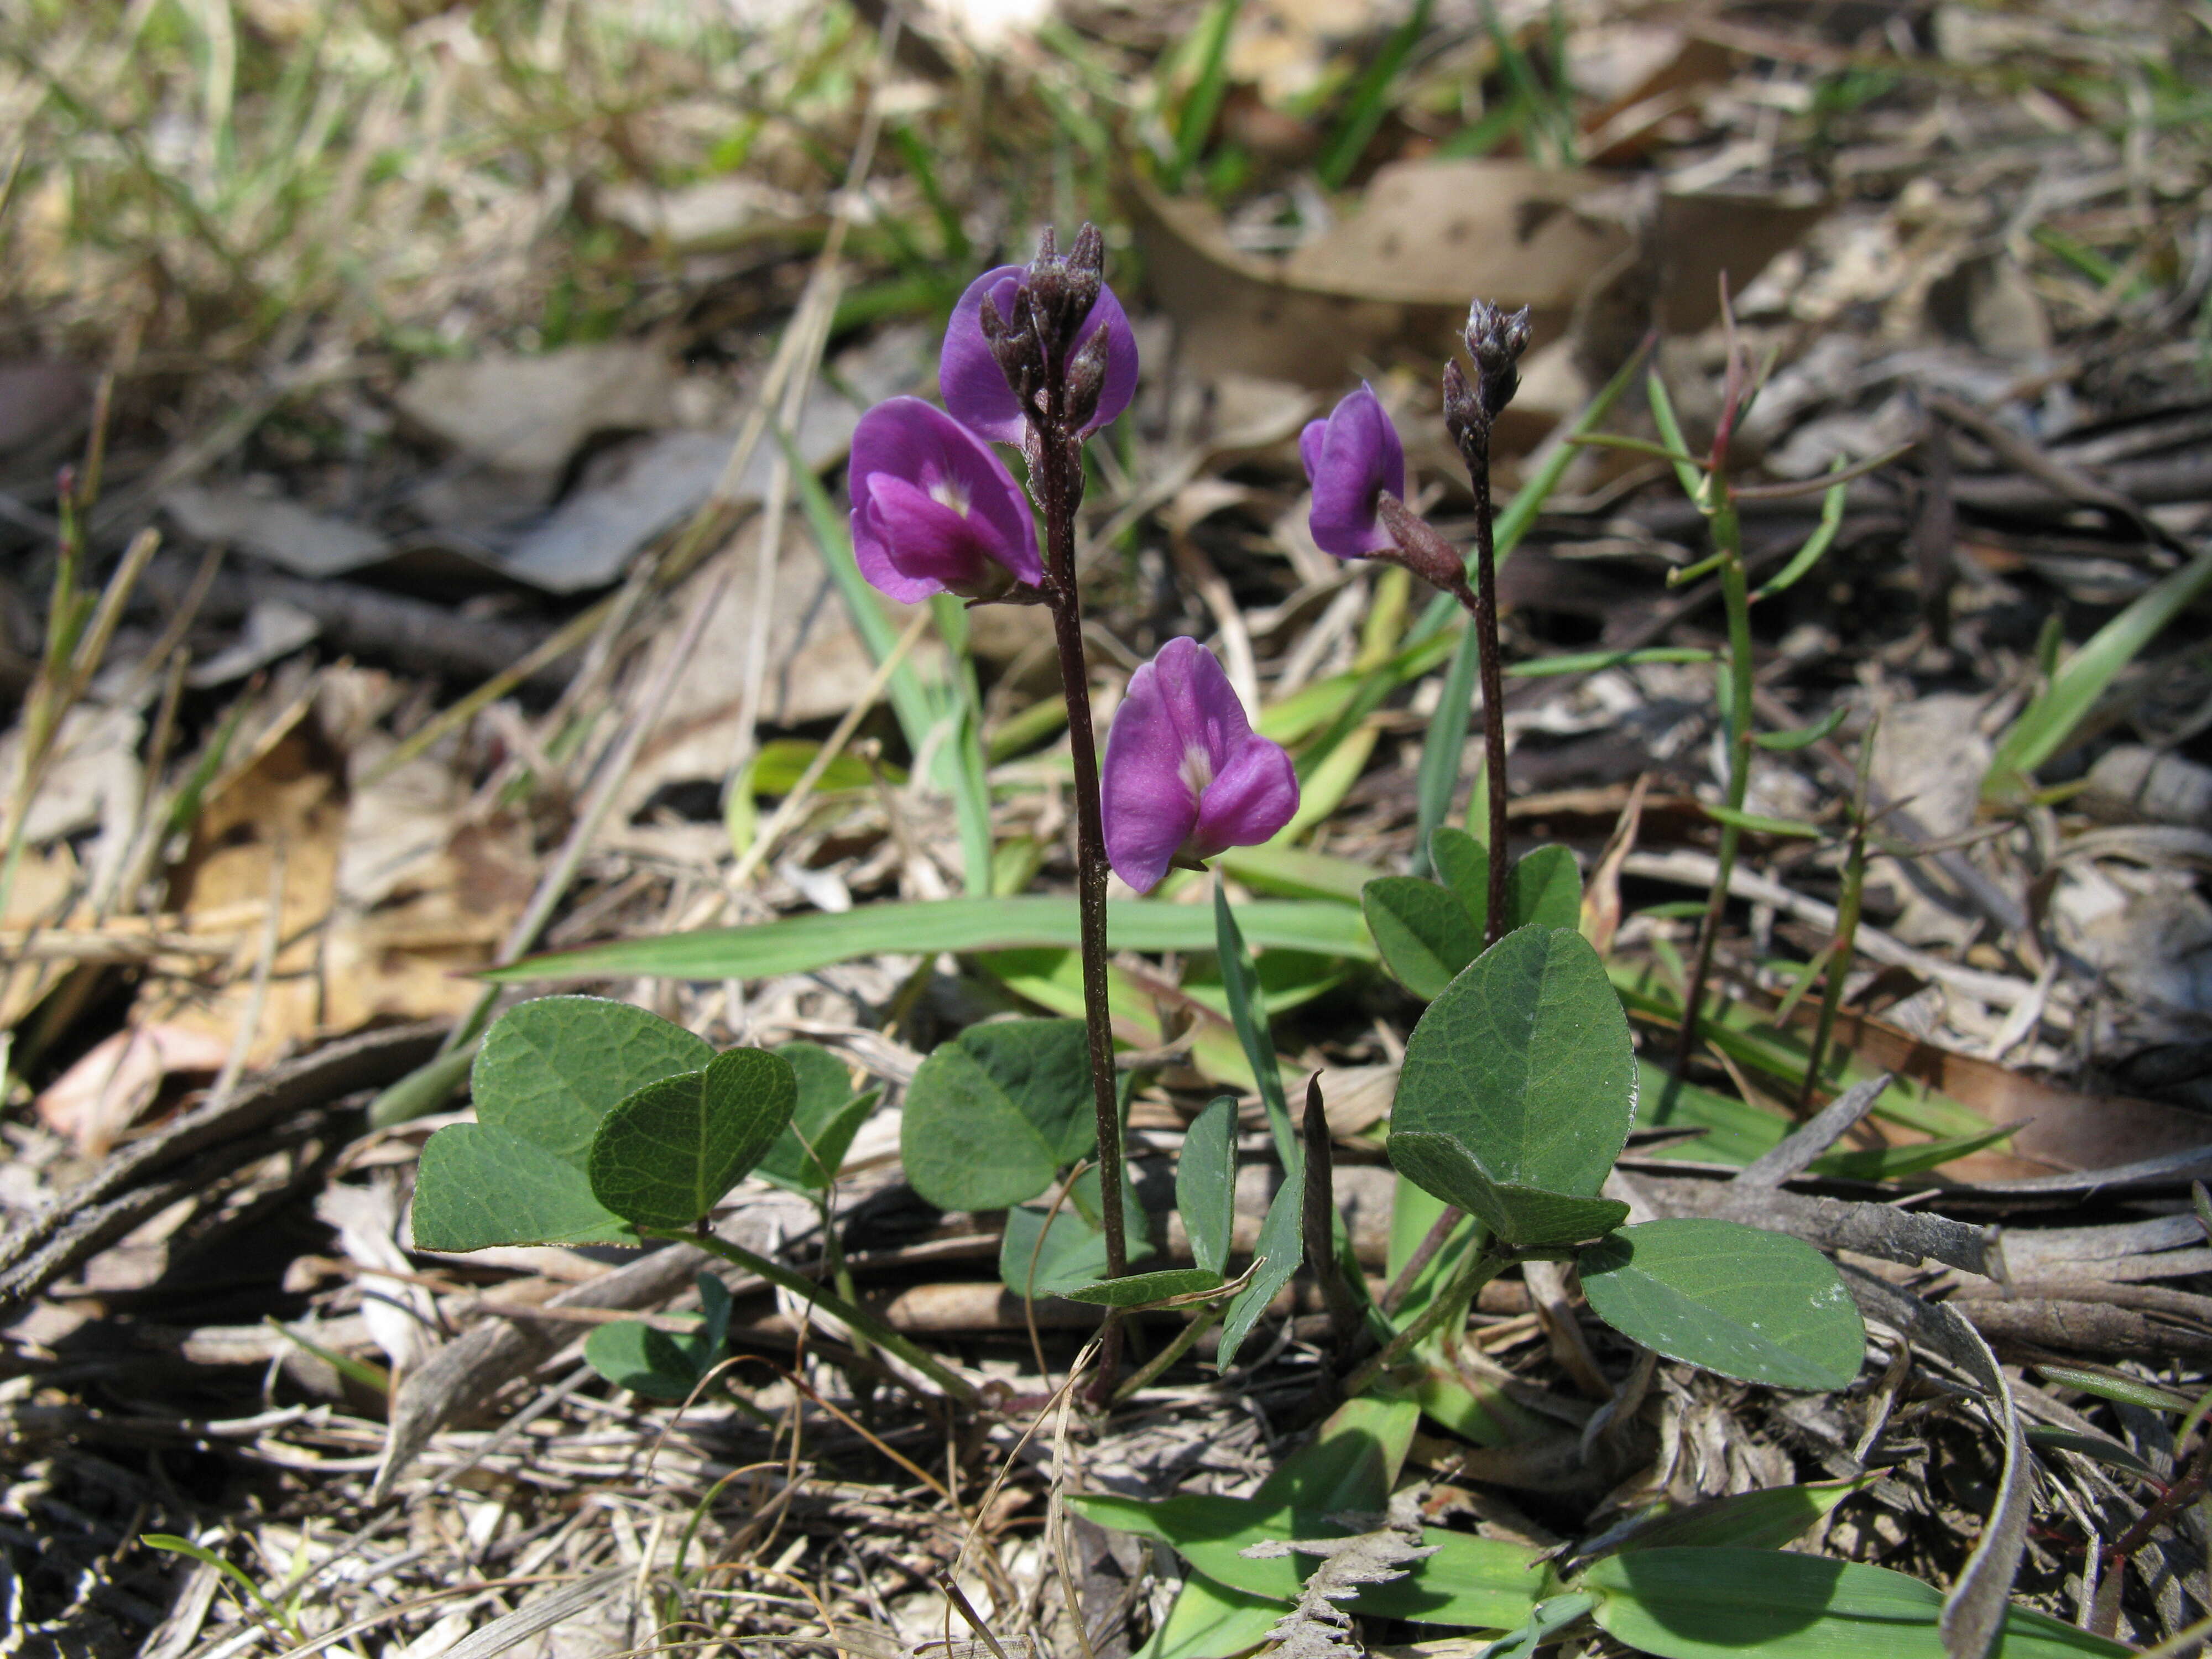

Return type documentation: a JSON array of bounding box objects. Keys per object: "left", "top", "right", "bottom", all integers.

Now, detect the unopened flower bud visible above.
[
  {"left": 1375, "top": 494, "right": 1469, "bottom": 595},
  {"left": 1463, "top": 299, "right": 1532, "bottom": 421},
  {"left": 1441, "top": 358, "right": 1485, "bottom": 463},
  {"left": 1065, "top": 325, "right": 1113, "bottom": 433},
  {"left": 941, "top": 250, "right": 1139, "bottom": 445}
]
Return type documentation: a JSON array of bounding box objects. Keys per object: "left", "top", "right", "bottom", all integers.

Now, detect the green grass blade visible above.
[
  {"left": 1751, "top": 465, "right": 1848, "bottom": 601},
  {"left": 1506, "top": 646, "right": 1713, "bottom": 678},
  {"left": 1316, "top": 0, "right": 1434, "bottom": 189},
  {"left": 491, "top": 895, "right": 1373, "bottom": 983},
  {"left": 1983, "top": 543, "right": 2212, "bottom": 804},
  {"left": 1643, "top": 369, "right": 1708, "bottom": 499},
  {"left": 1215, "top": 881, "right": 1296, "bottom": 1163},
  {"left": 931, "top": 592, "right": 994, "bottom": 895},
  {"left": 1165, "top": 0, "right": 1243, "bottom": 192}
]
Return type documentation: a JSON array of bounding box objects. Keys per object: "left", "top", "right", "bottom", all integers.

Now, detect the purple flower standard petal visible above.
[
  {"left": 1301, "top": 382, "right": 1407, "bottom": 560},
  {"left": 849, "top": 397, "right": 1043, "bottom": 603},
  {"left": 1102, "top": 638, "right": 1299, "bottom": 894},
  {"left": 941, "top": 263, "right": 1140, "bottom": 445}
]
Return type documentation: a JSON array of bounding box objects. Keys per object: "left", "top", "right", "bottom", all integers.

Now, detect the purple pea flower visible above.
[
  {"left": 1300, "top": 382, "right": 1407, "bottom": 560},
  {"left": 941, "top": 264, "right": 1141, "bottom": 446},
  {"left": 849, "top": 397, "right": 1044, "bottom": 603},
  {"left": 1102, "top": 638, "right": 1299, "bottom": 895}
]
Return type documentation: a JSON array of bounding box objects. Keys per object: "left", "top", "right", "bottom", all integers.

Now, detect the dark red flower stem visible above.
[
  {"left": 1030, "top": 378, "right": 1128, "bottom": 1404},
  {"left": 1442, "top": 304, "right": 1528, "bottom": 948},
  {"left": 1463, "top": 432, "right": 1511, "bottom": 947}
]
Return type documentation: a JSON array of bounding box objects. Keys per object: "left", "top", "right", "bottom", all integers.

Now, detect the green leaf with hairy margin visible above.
[
  {"left": 1132, "top": 1571, "right": 1280, "bottom": 1659},
  {"left": 1393, "top": 926, "right": 1635, "bottom": 1196},
  {"left": 1178, "top": 1095, "right": 1239, "bottom": 1277},
  {"left": 411, "top": 1124, "right": 634, "bottom": 1250},
  {"left": 1510, "top": 845, "right": 1583, "bottom": 930},
  {"left": 1471, "top": 1593, "right": 1599, "bottom": 1659},
  {"left": 1582, "top": 1547, "right": 2128, "bottom": 1659},
  {"left": 1064, "top": 1267, "right": 1225, "bottom": 1307},
  {"left": 757, "top": 1041, "right": 878, "bottom": 1191},
  {"left": 1386, "top": 1132, "right": 1629, "bottom": 1247},
  {"left": 1363, "top": 876, "right": 1480, "bottom": 1000},
  {"left": 1068, "top": 1494, "right": 1543, "bottom": 1629},
  {"left": 588, "top": 1048, "right": 797, "bottom": 1228},
  {"left": 1577, "top": 1219, "right": 1865, "bottom": 1391},
  {"left": 901, "top": 1018, "right": 1093, "bottom": 1212},
  {"left": 1985, "top": 542, "right": 2212, "bottom": 806},
  {"left": 473, "top": 996, "right": 716, "bottom": 1162},
  {"left": 1216, "top": 1172, "right": 1303, "bottom": 1370},
  {"left": 2033, "top": 1363, "right": 2196, "bottom": 1413},
  {"left": 1614, "top": 1478, "right": 1870, "bottom": 1554}
]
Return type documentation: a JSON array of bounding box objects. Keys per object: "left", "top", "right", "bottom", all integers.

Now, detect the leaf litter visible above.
[{"left": 2, "top": 0, "right": 2211, "bottom": 1656}]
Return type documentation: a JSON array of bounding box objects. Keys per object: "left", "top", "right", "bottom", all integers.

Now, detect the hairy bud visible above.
[
  {"left": 1064, "top": 324, "right": 1112, "bottom": 433},
  {"left": 1463, "top": 299, "right": 1532, "bottom": 420},
  {"left": 940, "top": 228, "right": 1140, "bottom": 445},
  {"left": 1375, "top": 493, "right": 1472, "bottom": 598},
  {"left": 1441, "top": 358, "right": 1485, "bottom": 466}
]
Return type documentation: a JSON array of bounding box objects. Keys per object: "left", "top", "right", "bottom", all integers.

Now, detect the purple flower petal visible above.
[
  {"left": 941, "top": 264, "right": 1141, "bottom": 445},
  {"left": 1303, "top": 383, "right": 1406, "bottom": 560},
  {"left": 1102, "top": 638, "right": 1299, "bottom": 893},
  {"left": 848, "top": 397, "right": 1042, "bottom": 603},
  {"left": 1190, "top": 735, "right": 1300, "bottom": 859}
]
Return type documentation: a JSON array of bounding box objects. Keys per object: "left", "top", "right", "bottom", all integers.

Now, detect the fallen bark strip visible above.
[
  {"left": 1957, "top": 1298, "right": 2212, "bottom": 1365},
  {"left": 0, "top": 1022, "right": 444, "bottom": 1317},
  {"left": 140, "top": 557, "right": 568, "bottom": 685}
]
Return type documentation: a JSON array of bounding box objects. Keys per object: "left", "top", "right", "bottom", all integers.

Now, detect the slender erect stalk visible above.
[
  {"left": 1112, "top": 1301, "right": 1223, "bottom": 1402},
  {"left": 1039, "top": 444, "right": 1128, "bottom": 1293},
  {"left": 1799, "top": 716, "right": 1876, "bottom": 1111},
  {"left": 1465, "top": 446, "right": 1511, "bottom": 945},
  {"left": 1676, "top": 499, "right": 1750, "bottom": 1070},
  {"left": 1440, "top": 301, "right": 1531, "bottom": 947},
  {"left": 975, "top": 227, "right": 1131, "bottom": 1398}
]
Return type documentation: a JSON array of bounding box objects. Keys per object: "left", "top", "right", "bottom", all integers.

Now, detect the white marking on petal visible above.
[
  {"left": 1178, "top": 744, "right": 1214, "bottom": 797},
  {"left": 927, "top": 472, "right": 971, "bottom": 515}
]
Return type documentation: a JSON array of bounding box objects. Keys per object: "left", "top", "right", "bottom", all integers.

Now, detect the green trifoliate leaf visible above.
[
  {"left": 411, "top": 1124, "right": 634, "bottom": 1250},
  {"left": 756, "top": 1041, "right": 877, "bottom": 1191},
  {"left": 1385, "top": 1133, "right": 1627, "bottom": 1248},
  {"left": 413, "top": 995, "right": 716, "bottom": 1251},
  {"left": 473, "top": 995, "right": 716, "bottom": 1162},
  {"left": 1509, "top": 844, "right": 1582, "bottom": 930}
]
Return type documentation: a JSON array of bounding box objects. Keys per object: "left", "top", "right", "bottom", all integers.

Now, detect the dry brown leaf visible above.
[
  {"left": 150, "top": 707, "right": 345, "bottom": 1069},
  {"left": 1818, "top": 1006, "right": 2212, "bottom": 1179},
  {"left": 34, "top": 1021, "right": 232, "bottom": 1157}
]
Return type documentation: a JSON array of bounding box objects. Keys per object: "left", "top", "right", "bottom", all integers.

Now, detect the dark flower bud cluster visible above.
[{"left": 1442, "top": 299, "right": 1532, "bottom": 468}]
